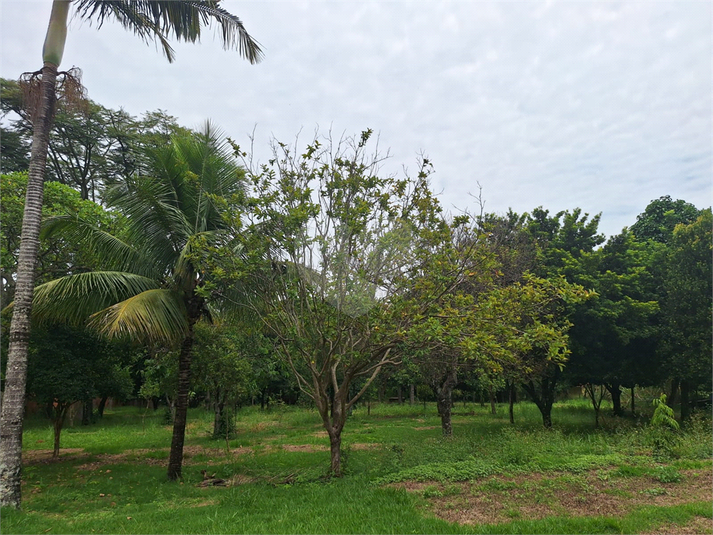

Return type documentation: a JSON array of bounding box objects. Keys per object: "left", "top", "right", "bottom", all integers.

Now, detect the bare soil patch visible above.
[
  {"left": 23, "top": 449, "right": 85, "bottom": 465},
  {"left": 413, "top": 426, "right": 439, "bottom": 431},
  {"left": 393, "top": 468, "right": 713, "bottom": 529},
  {"left": 643, "top": 515, "right": 713, "bottom": 534},
  {"left": 282, "top": 444, "right": 327, "bottom": 452}
]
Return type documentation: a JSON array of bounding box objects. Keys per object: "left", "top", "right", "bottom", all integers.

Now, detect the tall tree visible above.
[
  {"left": 1, "top": 1, "right": 261, "bottom": 508},
  {"left": 658, "top": 210, "right": 712, "bottom": 421},
  {"left": 5, "top": 124, "right": 246, "bottom": 505}
]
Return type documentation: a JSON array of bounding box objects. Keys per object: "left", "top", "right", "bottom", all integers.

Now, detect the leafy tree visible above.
[
  {"left": 565, "top": 231, "right": 660, "bottom": 418},
  {"left": 26, "top": 323, "right": 132, "bottom": 457},
  {"left": 1, "top": 172, "right": 112, "bottom": 306},
  {"left": 520, "top": 207, "right": 604, "bottom": 426},
  {"left": 28, "top": 124, "right": 246, "bottom": 482},
  {"left": 229, "top": 130, "right": 487, "bottom": 474},
  {"left": 191, "top": 321, "right": 252, "bottom": 438},
  {"left": 630, "top": 196, "right": 700, "bottom": 244},
  {"left": 658, "top": 210, "right": 712, "bottom": 421},
  {"left": 1, "top": 1, "right": 262, "bottom": 507}
]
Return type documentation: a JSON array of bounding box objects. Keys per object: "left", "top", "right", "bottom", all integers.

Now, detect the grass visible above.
[{"left": 2, "top": 399, "right": 712, "bottom": 534}]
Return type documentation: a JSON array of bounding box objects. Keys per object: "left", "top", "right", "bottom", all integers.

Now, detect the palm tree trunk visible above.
[
  {"left": 0, "top": 62, "right": 59, "bottom": 509},
  {"left": 167, "top": 326, "right": 195, "bottom": 481}
]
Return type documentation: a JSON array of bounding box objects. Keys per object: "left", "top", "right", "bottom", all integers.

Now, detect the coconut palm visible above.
[
  {"left": 32, "top": 122, "right": 245, "bottom": 482},
  {"left": 1, "top": 1, "right": 261, "bottom": 507}
]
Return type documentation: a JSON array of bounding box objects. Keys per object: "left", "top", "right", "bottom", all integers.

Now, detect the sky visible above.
[{"left": 1, "top": 0, "right": 711, "bottom": 238}]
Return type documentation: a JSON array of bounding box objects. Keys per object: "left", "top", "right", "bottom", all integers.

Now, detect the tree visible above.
[
  {"left": 191, "top": 321, "right": 252, "bottom": 438},
  {"left": 520, "top": 207, "right": 604, "bottom": 426},
  {"left": 1, "top": 172, "right": 112, "bottom": 306},
  {"left": 630, "top": 196, "right": 700, "bottom": 244},
  {"left": 26, "top": 124, "right": 245, "bottom": 485},
  {"left": 658, "top": 210, "right": 712, "bottom": 422},
  {"left": 26, "top": 323, "right": 133, "bottom": 457},
  {"left": 1, "top": 0, "right": 262, "bottom": 507},
  {"left": 564, "top": 230, "right": 661, "bottom": 420},
  {"left": 228, "top": 130, "right": 485, "bottom": 474}
]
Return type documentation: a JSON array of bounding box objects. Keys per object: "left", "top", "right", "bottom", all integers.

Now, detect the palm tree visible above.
[
  {"left": 32, "top": 122, "right": 245, "bottom": 482},
  {"left": 0, "top": 1, "right": 261, "bottom": 508}
]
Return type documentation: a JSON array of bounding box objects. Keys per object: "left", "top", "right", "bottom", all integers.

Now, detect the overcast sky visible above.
[{"left": 1, "top": 1, "right": 711, "bottom": 237}]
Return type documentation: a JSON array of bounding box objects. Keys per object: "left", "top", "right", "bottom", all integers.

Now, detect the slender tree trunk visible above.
[
  {"left": 397, "top": 385, "right": 403, "bottom": 404},
  {"left": 81, "top": 399, "right": 93, "bottom": 425},
  {"left": 0, "top": 61, "right": 59, "bottom": 509},
  {"left": 508, "top": 381, "right": 516, "bottom": 424},
  {"left": 409, "top": 384, "right": 415, "bottom": 405},
  {"left": 680, "top": 380, "right": 691, "bottom": 423},
  {"left": 97, "top": 396, "right": 108, "bottom": 418},
  {"left": 52, "top": 404, "right": 68, "bottom": 458},
  {"left": 489, "top": 386, "right": 497, "bottom": 415},
  {"left": 668, "top": 378, "right": 680, "bottom": 409},
  {"left": 630, "top": 387, "right": 635, "bottom": 416},
  {"left": 167, "top": 326, "right": 195, "bottom": 481},
  {"left": 434, "top": 370, "right": 456, "bottom": 437}
]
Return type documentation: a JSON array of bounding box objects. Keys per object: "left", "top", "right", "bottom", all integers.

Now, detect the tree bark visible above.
[
  {"left": 97, "top": 396, "right": 108, "bottom": 418},
  {"left": 52, "top": 404, "right": 69, "bottom": 458},
  {"left": 167, "top": 326, "right": 195, "bottom": 481},
  {"left": 630, "top": 386, "right": 635, "bottom": 416},
  {"left": 508, "top": 381, "right": 516, "bottom": 424},
  {"left": 489, "top": 386, "right": 497, "bottom": 415},
  {"left": 434, "top": 369, "right": 456, "bottom": 437},
  {"left": 680, "top": 379, "right": 691, "bottom": 423},
  {"left": 409, "top": 384, "right": 415, "bottom": 405},
  {"left": 0, "top": 62, "right": 58, "bottom": 509},
  {"left": 668, "top": 378, "right": 680, "bottom": 409},
  {"left": 606, "top": 383, "right": 622, "bottom": 416},
  {"left": 328, "top": 431, "right": 342, "bottom": 477}
]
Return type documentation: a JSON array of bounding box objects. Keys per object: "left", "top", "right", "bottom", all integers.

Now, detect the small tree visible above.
[{"left": 27, "top": 323, "right": 131, "bottom": 456}]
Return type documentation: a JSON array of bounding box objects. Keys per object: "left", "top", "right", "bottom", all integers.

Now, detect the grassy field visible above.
[{"left": 2, "top": 399, "right": 712, "bottom": 534}]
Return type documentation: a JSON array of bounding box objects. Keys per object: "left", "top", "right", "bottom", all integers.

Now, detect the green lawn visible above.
[{"left": 3, "top": 400, "right": 712, "bottom": 534}]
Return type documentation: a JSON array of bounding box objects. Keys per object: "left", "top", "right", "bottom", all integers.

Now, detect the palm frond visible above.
[
  {"left": 32, "top": 271, "right": 160, "bottom": 325},
  {"left": 41, "top": 215, "right": 161, "bottom": 277},
  {"left": 89, "top": 288, "right": 188, "bottom": 345},
  {"left": 73, "top": 0, "right": 264, "bottom": 64}
]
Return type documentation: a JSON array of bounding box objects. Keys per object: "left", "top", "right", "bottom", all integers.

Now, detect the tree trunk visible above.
[
  {"left": 630, "top": 387, "right": 635, "bottom": 416},
  {"left": 328, "top": 431, "right": 342, "bottom": 476},
  {"left": 167, "top": 326, "right": 195, "bottom": 481},
  {"left": 81, "top": 399, "right": 93, "bottom": 425},
  {"left": 52, "top": 404, "right": 69, "bottom": 458},
  {"left": 437, "top": 391, "right": 453, "bottom": 436},
  {"left": 606, "top": 383, "right": 622, "bottom": 416},
  {"left": 680, "top": 379, "right": 691, "bottom": 423},
  {"left": 397, "top": 385, "right": 403, "bottom": 404},
  {"left": 0, "top": 61, "right": 59, "bottom": 509},
  {"left": 508, "top": 381, "right": 515, "bottom": 424},
  {"left": 489, "top": 386, "right": 497, "bottom": 415},
  {"left": 523, "top": 374, "right": 557, "bottom": 429},
  {"left": 668, "top": 378, "right": 680, "bottom": 409},
  {"left": 97, "top": 396, "right": 108, "bottom": 418},
  {"left": 409, "top": 384, "right": 415, "bottom": 405}
]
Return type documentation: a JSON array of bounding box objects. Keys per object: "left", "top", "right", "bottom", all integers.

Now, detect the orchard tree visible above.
[
  {"left": 26, "top": 323, "right": 132, "bottom": 457},
  {"left": 658, "top": 209, "right": 712, "bottom": 421}
]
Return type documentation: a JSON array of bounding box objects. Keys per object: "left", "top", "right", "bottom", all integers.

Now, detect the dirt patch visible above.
[
  {"left": 282, "top": 444, "right": 327, "bottom": 452},
  {"left": 23, "top": 449, "right": 85, "bottom": 465},
  {"left": 350, "top": 443, "right": 382, "bottom": 450},
  {"left": 312, "top": 431, "right": 328, "bottom": 438},
  {"left": 393, "top": 468, "right": 713, "bottom": 528},
  {"left": 643, "top": 515, "right": 713, "bottom": 534},
  {"left": 413, "top": 426, "right": 439, "bottom": 431}
]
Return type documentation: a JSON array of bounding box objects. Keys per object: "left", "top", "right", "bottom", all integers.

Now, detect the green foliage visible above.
[{"left": 649, "top": 394, "right": 680, "bottom": 460}]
